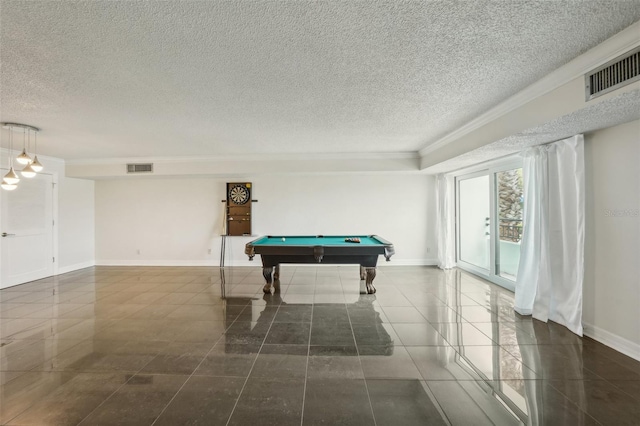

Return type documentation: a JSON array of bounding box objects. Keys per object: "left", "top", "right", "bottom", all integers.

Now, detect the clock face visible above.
[{"left": 229, "top": 184, "right": 250, "bottom": 205}]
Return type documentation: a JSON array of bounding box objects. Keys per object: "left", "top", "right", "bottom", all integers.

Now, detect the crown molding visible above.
[
  {"left": 65, "top": 150, "right": 423, "bottom": 178},
  {"left": 419, "top": 21, "right": 640, "bottom": 157},
  {"left": 65, "top": 151, "right": 419, "bottom": 166}
]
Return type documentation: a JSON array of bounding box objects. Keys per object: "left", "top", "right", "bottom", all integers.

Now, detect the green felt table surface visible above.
[{"left": 250, "top": 235, "right": 384, "bottom": 246}]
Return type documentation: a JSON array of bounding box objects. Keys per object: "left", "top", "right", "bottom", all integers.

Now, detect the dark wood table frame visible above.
[{"left": 245, "top": 235, "right": 395, "bottom": 294}]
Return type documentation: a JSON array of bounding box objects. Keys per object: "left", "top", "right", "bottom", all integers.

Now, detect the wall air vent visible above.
[
  {"left": 126, "top": 163, "right": 153, "bottom": 173},
  {"left": 586, "top": 46, "right": 640, "bottom": 101}
]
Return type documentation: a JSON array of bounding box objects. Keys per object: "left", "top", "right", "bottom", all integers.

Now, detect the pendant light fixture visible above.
[
  {"left": 2, "top": 125, "right": 20, "bottom": 189},
  {"left": 0, "top": 180, "right": 18, "bottom": 190},
  {"left": 16, "top": 128, "right": 32, "bottom": 165},
  {"left": 20, "top": 130, "right": 36, "bottom": 178},
  {"left": 1, "top": 123, "right": 42, "bottom": 191},
  {"left": 31, "top": 131, "right": 44, "bottom": 172},
  {"left": 21, "top": 162, "right": 37, "bottom": 178}
]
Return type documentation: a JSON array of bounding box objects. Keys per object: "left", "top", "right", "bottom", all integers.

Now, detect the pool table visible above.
[{"left": 245, "top": 235, "right": 395, "bottom": 294}]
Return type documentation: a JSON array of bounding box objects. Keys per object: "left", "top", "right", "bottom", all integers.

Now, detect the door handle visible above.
[{"left": 1, "top": 233, "right": 16, "bottom": 237}]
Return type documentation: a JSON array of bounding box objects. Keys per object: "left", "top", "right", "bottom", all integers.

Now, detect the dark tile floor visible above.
[{"left": 1, "top": 266, "right": 639, "bottom": 425}]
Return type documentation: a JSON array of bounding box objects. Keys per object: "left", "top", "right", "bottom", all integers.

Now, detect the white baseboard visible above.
[
  {"left": 57, "top": 261, "right": 96, "bottom": 275},
  {"left": 96, "top": 259, "right": 218, "bottom": 267},
  {"left": 379, "top": 258, "right": 439, "bottom": 266},
  {"left": 248, "top": 260, "right": 437, "bottom": 267},
  {"left": 583, "top": 322, "right": 640, "bottom": 362},
  {"left": 95, "top": 259, "right": 438, "bottom": 268}
]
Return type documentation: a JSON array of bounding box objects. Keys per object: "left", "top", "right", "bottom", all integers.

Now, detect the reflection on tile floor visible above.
[{"left": 1, "top": 266, "right": 639, "bottom": 425}]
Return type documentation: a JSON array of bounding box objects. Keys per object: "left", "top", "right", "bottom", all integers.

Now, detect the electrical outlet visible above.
[
  {"left": 137, "top": 249, "right": 140, "bottom": 255},
  {"left": 427, "top": 248, "right": 430, "bottom": 253},
  {"left": 208, "top": 249, "right": 212, "bottom": 255}
]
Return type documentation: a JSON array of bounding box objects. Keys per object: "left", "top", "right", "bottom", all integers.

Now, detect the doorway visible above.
[
  {"left": 0, "top": 170, "right": 54, "bottom": 289},
  {"left": 455, "top": 161, "right": 523, "bottom": 290}
]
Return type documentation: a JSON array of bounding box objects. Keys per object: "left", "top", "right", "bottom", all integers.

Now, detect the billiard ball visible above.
[{"left": 281, "top": 237, "right": 286, "bottom": 241}]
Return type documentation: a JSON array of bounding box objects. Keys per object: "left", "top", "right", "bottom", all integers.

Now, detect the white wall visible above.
[
  {"left": 37, "top": 156, "right": 96, "bottom": 274},
  {"left": 584, "top": 119, "right": 640, "bottom": 359},
  {"left": 57, "top": 176, "right": 95, "bottom": 273},
  {"left": 0, "top": 154, "right": 96, "bottom": 281},
  {"left": 95, "top": 178, "right": 222, "bottom": 265},
  {"left": 253, "top": 175, "right": 435, "bottom": 265},
  {"left": 95, "top": 174, "right": 437, "bottom": 266}
]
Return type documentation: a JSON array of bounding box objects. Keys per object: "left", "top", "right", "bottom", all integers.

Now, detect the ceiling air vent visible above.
[
  {"left": 126, "top": 163, "right": 153, "bottom": 173},
  {"left": 586, "top": 46, "right": 640, "bottom": 101}
]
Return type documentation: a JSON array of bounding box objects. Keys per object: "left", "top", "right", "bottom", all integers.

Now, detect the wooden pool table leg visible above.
[
  {"left": 365, "top": 267, "right": 377, "bottom": 294},
  {"left": 263, "top": 266, "right": 281, "bottom": 293},
  {"left": 272, "top": 264, "right": 281, "bottom": 293},
  {"left": 274, "top": 264, "right": 280, "bottom": 281},
  {"left": 262, "top": 267, "right": 273, "bottom": 293},
  {"left": 359, "top": 265, "right": 367, "bottom": 280}
]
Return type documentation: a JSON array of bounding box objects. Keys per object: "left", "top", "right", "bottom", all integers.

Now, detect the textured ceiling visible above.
[{"left": 1, "top": 1, "right": 640, "bottom": 160}]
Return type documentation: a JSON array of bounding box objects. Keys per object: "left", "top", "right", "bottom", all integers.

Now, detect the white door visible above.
[{"left": 0, "top": 170, "right": 54, "bottom": 289}]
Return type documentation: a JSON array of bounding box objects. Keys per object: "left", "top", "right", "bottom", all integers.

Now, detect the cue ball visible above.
[{"left": 281, "top": 237, "right": 286, "bottom": 241}]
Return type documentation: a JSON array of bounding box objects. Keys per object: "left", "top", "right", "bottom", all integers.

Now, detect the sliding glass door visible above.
[
  {"left": 455, "top": 160, "right": 523, "bottom": 290},
  {"left": 458, "top": 173, "right": 490, "bottom": 273},
  {"left": 495, "top": 169, "right": 524, "bottom": 281}
]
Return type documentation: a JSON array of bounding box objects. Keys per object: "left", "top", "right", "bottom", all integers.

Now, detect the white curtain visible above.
[
  {"left": 514, "top": 135, "right": 585, "bottom": 336},
  {"left": 436, "top": 173, "right": 456, "bottom": 269}
]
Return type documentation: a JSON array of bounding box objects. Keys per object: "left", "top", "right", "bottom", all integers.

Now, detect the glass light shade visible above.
[
  {"left": 31, "top": 156, "right": 44, "bottom": 172},
  {"left": 1, "top": 179, "right": 17, "bottom": 191},
  {"left": 3, "top": 167, "right": 20, "bottom": 185},
  {"left": 21, "top": 163, "right": 36, "bottom": 178},
  {"left": 16, "top": 148, "right": 32, "bottom": 165}
]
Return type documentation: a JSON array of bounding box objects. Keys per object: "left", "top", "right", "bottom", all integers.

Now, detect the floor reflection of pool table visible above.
[{"left": 245, "top": 235, "right": 395, "bottom": 294}]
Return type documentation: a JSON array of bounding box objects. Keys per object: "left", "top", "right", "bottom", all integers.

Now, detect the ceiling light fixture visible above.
[
  {"left": 21, "top": 162, "right": 37, "bottom": 178},
  {"left": 0, "top": 180, "right": 18, "bottom": 191},
  {"left": 31, "top": 131, "right": 44, "bottom": 172},
  {"left": 16, "top": 128, "right": 32, "bottom": 165},
  {"left": 1, "top": 123, "right": 42, "bottom": 190},
  {"left": 2, "top": 125, "right": 20, "bottom": 190},
  {"left": 21, "top": 129, "right": 36, "bottom": 178}
]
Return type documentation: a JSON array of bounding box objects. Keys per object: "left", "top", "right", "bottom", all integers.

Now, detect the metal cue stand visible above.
[
  {"left": 220, "top": 200, "right": 228, "bottom": 268},
  {"left": 219, "top": 198, "right": 258, "bottom": 269}
]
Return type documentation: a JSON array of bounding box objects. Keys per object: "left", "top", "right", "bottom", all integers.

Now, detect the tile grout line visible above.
[
  {"left": 299, "top": 267, "right": 317, "bottom": 426},
  {"left": 147, "top": 321, "right": 232, "bottom": 424},
  {"left": 74, "top": 371, "right": 141, "bottom": 426},
  {"left": 69, "top": 274, "right": 196, "bottom": 425},
  {"left": 223, "top": 286, "right": 284, "bottom": 426},
  {"left": 544, "top": 380, "right": 606, "bottom": 426},
  {"left": 149, "top": 279, "right": 256, "bottom": 426},
  {"left": 421, "top": 381, "right": 454, "bottom": 426},
  {"left": 4, "top": 266, "right": 639, "bottom": 426},
  {"left": 399, "top": 308, "right": 454, "bottom": 426},
  {"left": 343, "top": 273, "right": 378, "bottom": 426},
  {"left": 76, "top": 272, "right": 229, "bottom": 426}
]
